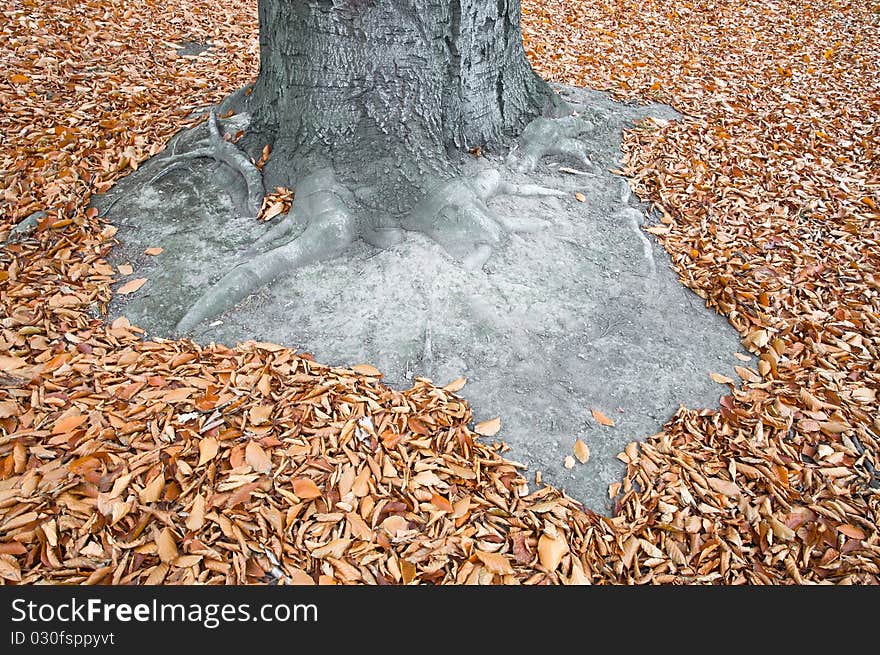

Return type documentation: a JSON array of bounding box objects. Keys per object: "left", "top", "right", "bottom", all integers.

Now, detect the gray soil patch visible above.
[{"left": 96, "top": 85, "right": 747, "bottom": 513}]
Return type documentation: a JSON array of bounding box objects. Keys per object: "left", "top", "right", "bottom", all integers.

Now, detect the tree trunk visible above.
[{"left": 249, "top": 0, "right": 557, "bottom": 187}]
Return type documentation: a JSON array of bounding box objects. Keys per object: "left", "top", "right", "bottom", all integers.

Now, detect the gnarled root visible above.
[
  {"left": 175, "top": 168, "right": 356, "bottom": 334},
  {"left": 404, "top": 168, "right": 562, "bottom": 269},
  {"left": 151, "top": 112, "right": 265, "bottom": 216},
  {"left": 507, "top": 115, "right": 597, "bottom": 173}
]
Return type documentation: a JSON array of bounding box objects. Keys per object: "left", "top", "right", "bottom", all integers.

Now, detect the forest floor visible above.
[{"left": 0, "top": 0, "right": 877, "bottom": 584}]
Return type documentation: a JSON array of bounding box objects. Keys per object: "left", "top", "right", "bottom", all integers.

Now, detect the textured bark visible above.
[{"left": 249, "top": 0, "right": 557, "bottom": 183}]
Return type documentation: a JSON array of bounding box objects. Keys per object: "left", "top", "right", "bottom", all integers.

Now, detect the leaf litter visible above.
[{"left": 0, "top": 0, "right": 877, "bottom": 584}]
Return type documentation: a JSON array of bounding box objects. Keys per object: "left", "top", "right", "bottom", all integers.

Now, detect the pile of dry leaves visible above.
[{"left": 0, "top": 0, "right": 877, "bottom": 584}]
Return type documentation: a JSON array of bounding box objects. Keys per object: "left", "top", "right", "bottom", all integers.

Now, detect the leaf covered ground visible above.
[{"left": 0, "top": 0, "right": 878, "bottom": 584}]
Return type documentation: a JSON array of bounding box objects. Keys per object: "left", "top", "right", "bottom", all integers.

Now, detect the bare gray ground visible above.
[{"left": 97, "top": 85, "right": 746, "bottom": 513}]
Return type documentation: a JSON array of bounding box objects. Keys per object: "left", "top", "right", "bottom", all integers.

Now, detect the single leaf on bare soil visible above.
[
  {"left": 475, "top": 417, "right": 501, "bottom": 436},
  {"left": 144, "top": 247, "right": 163, "bottom": 256},
  {"left": 591, "top": 409, "right": 615, "bottom": 427},
  {"left": 443, "top": 377, "right": 467, "bottom": 392},
  {"left": 117, "top": 277, "right": 147, "bottom": 294},
  {"left": 574, "top": 438, "right": 590, "bottom": 464},
  {"left": 563, "top": 455, "right": 575, "bottom": 469}
]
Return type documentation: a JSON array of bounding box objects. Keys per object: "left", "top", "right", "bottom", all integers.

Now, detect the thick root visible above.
[
  {"left": 403, "top": 168, "right": 559, "bottom": 268},
  {"left": 507, "top": 116, "right": 596, "bottom": 173},
  {"left": 175, "top": 169, "right": 356, "bottom": 334},
  {"left": 148, "top": 112, "right": 265, "bottom": 216}
]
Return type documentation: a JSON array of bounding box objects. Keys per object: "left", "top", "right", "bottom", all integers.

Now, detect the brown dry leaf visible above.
[
  {"left": 157, "top": 528, "right": 178, "bottom": 564},
  {"left": 443, "top": 377, "right": 467, "bottom": 393},
  {"left": 245, "top": 440, "right": 272, "bottom": 474},
  {"left": 117, "top": 264, "right": 134, "bottom": 275},
  {"left": 591, "top": 409, "right": 615, "bottom": 427},
  {"left": 475, "top": 417, "right": 501, "bottom": 436},
  {"left": 351, "top": 364, "right": 381, "bottom": 377},
  {"left": 249, "top": 405, "right": 273, "bottom": 426},
  {"left": 537, "top": 531, "right": 568, "bottom": 571},
  {"left": 292, "top": 478, "right": 322, "bottom": 500},
  {"left": 573, "top": 438, "right": 590, "bottom": 464},
  {"left": 117, "top": 277, "right": 147, "bottom": 295},
  {"left": 197, "top": 437, "right": 219, "bottom": 466},
  {"left": 709, "top": 372, "right": 734, "bottom": 384},
  {"left": 144, "top": 247, "right": 164, "bottom": 256},
  {"left": 52, "top": 412, "right": 87, "bottom": 434},
  {"left": 563, "top": 455, "right": 576, "bottom": 469},
  {"left": 837, "top": 525, "right": 865, "bottom": 541},
  {"left": 475, "top": 550, "right": 515, "bottom": 575},
  {"left": 575, "top": 192, "right": 586, "bottom": 202}
]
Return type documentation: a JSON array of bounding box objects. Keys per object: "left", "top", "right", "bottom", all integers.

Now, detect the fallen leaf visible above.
[
  {"left": 475, "top": 550, "right": 515, "bottom": 575},
  {"left": 591, "top": 409, "right": 615, "bottom": 427},
  {"left": 292, "top": 478, "right": 322, "bottom": 499},
  {"left": 538, "top": 532, "right": 568, "bottom": 571},
  {"left": 144, "top": 247, "right": 164, "bottom": 256},
  {"left": 573, "top": 438, "right": 590, "bottom": 464},
  {"left": 157, "top": 528, "right": 178, "bottom": 563},
  {"left": 117, "top": 277, "right": 147, "bottom": 295},
  {"left": 245, "top": 440, "right": 272, "bottom": 473},
  {"left": 475, "top": 417, "right": 501, "bottom": 436},
  {"left": 197, "top": 437, "right": 219, "bottom": 466}
]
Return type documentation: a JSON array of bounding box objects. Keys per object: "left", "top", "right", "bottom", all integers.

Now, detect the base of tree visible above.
[
  {"left": 108, "top": 84, "right": 606, "bottom": 335},
  {"left": 97, "top": 85, "right": 744, "bottom": 512}
]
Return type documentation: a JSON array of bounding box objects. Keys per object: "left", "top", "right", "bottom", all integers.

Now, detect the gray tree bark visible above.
[
  {"left": 170, "top": 0, "right": 591, "bottom": 333},
  {"left": 246, "top": 0, "right": 559, "bottom": 194}
]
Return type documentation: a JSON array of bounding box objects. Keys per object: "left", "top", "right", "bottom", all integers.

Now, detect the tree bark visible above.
[{"left": 249, "top": 0, "right": 557, "bottom": 180}]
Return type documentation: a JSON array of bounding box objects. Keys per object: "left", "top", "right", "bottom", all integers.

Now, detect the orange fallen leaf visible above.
[
  {"left": 573, "top": 438, "right": 590, "bottom": 464},
  {"left": 475, "top": 550, "right": 515, "bottom": 575},
  {"left": 144, "top": 247, "right": 164, "bottom": 256},
  {"left": 538, "top": 532, "right": 568, "bottom": 571},
  {"left": 245, "top": 440, "right": 272, "bottom": 473},
  {"left": 351, "top": 363, "right": 381, "bottom": 377},
  {"left": 157, "top": 528, "right": 178, "bottom": 563},
  {"left": 443, "top": 377, "right": 467, "bottom": 393},
  {"left": 591, "top": 409, "right": 615, "bottom": 427},
  {"left": 9, "top": 74, "right": 29, "bottom": 84},
  {"left": 197, "top": 437, "right": 219, "bottom": 466},
  {"left": 710, "top": 372, "right": 734, "bottom": 384},
  {"left": 474, "top": 417, "right": 501, "bottom": 436},
  {"left": 117, "top": 277, "right": 147, "bottom": 295},
  {"left": 292, "top": 478, "right": 322, "bottom": 499},
  {"left": 52, "top": 413, "right": 87, "bottom": 435}
]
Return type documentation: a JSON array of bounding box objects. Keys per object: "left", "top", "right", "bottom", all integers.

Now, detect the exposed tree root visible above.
[
  {"left": 175, "top": 167, "right": 355, "bottom": 334},
  {"left": 149, "top": 112, "right": 265, "bottom": 215},
  {"left": 508, "top": 115, "right": 597, "bottom": 173},
  {"left": 163, "top": 115, "right": 586, "bottom": 334}
]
